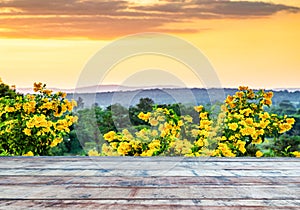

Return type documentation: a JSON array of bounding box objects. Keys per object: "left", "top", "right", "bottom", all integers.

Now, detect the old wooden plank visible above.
[
  {"left": 0, "top": 168, "right": 299, "bottom": 176},
  {"left": 1, "top": 156, "right": 299, "bottom": 162},
  {"left": 1, "top": 160, "right": 299, "bottom": 170},
  {"left": 1, "top": 176, "right": 299, "bottom": 186},
  {"left": 0, "top": 185, "right": 299, "bottom": 199},
  {"left": 0, "top": 199, "right": 300, "bottom": 210},
  {"left": 1, "top": 199, "right": 299, "bottom": 210}
]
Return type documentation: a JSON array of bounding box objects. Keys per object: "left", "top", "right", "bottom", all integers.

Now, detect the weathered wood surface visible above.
[{"left": 0, "top": 157, "right": 299, "bottom": 209}]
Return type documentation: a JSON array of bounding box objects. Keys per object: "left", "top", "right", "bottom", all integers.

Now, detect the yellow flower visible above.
[
  {"left": 103, "top": 131, "right": 117, "bottom": 142},
  {"left": 236, "top": 140, "right": 246, "bottom": 154},
  {"left": 247, "top": 91, "right": 255, "bottom": 99},
  {"left": 279, "top": 123, "right": 292, "bottom": 133},
  {"left": 263, "top": 98, "right": 272, "bottom": 106},
  {"left": 286, "top": 118, "right": 295, "bottom": 125},
  {"left": 240, "top": 126, "right": 255, "bottom": 136},
  {"left": 66, "top": 115, "right": 78, "bottom": 125},
  {"left": 110, "top": 142, "right": 118, "bottom": 150},
  {"left": 264, "top": 91, "right": 273, "bottom": 99},
  {"left": 233, "top": 113, "right": 244, "bottom": 119},
  {"left": 220, "top": 105, "right": 227, "bottom": 112},
  {"left": 260, "top": 112, "right": 270, "bottom": 120},
  {"left": 33, "top": 82, "right": 43, "bottom": 92},
  {"left": 183, "top": 115, "right": 193, "bottom": 123},
  {"left": 102, "top": 144, "right": 119, "bottom": 156},
  {"left": 23, "top": 128, "right": 31, "bottom": 136},
  {"left": 199, "top": 130, "right": 209, "bottom": 138},
  {"left": 71, "top": 99, "right": 77, "bottom": 108},
  {"left": 64, "top": 99, "right": 76, "bottom": 112},
  {"left": 257, "top": 129, "right": 264, "bottom": 136},
  {"left": 245, "top": 118, "right": 253, "bottom": 125},
  {"left": 235, "top": 91, "right": 244, "bottom": 98},
  {"left": 149, "top": 118, "right": 159, "bottom": 126},
  {"left": 252, "top": 138, "right": 262, "bottom": 144},
  {"left": 57, "top": 92, "right": 67, "bottom": 98},
  {"left": 55, "top": 119, "right": 69, "bottom": 132},
  {"left": 23, "top": 101, "right": 36, "bottom": 114},
  {"left": 291, "top": 151, "right": 300, "bottom": 158},
  {"left": 40, "top": 102, "right": 52, "bottom": 110},
  {"left": 23, "top": 151, "right": 34, "bottom": 156},
  {"left": 256, "top": 150, "right": 263, "bottom": 157},
  {"left": 117, "top": 142, "right": 131, "bottom": 155},
  {"left": 148, "top": 140, "right": 161, "bottom": 150},
  {"left": 225, "top": 95, "right": 234, "bottom": 104},
  {"left": 259, "top": 120, "right": 270, "bottom": 129},
  {"left": 172, "top": 139, "right": 192, "bottom": 155},
  {"left": 194, "top": 105, "right": 203, "bottom": 112},
  {"left": 195, "top": 139, "right": 204, "bottom": 147},
  {"left": 4, "top": 106, "right": 14, "bottom": 112},
  {"left": 177, "top": 120, "right": 184, "bottom": 127},
  {"left": 218, "top": 143, "right": 236, "bottom": 157},
  {"left": 138, "top": 112, "right": 151, "bottom": 121},
  {"left": 199, "top": 112, "right": 208, "bottom": 119},
  {"left": 229, "top": 135, "right": 235, "bottom": 141},
  {"left": 157, "top": 115, "right": 165, "bottom": 122},
  {"left": 228, "top": 123, "right": 238, "bottom": 131},
  {"left": 150, "top": 130, "right": 158, "bottom": 137},
  {"left": 88, "top": 149, "right": 100, "bottom": 156},
  {"left": 50, "top": 137, "right": 63, "bottom": 147},
  {"left": 141, "top": 149, "right": 156, "bottom": 156},
  {"left": 42, "top": 89, "right": 53, "bottom": 95},
  {"left": 238, "top": 86, "right": 248, "bottom": 91},
  {"left": 191, "top": 129, "right": 200, "bottom": 138},
  {"left": 33, "top": 114, "right": 48, "bottom": 128},
  {"left": 14, "top": 103, "right": 22, "bottom": 110}
]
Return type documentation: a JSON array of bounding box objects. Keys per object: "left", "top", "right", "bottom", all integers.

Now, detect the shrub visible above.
[
  {"left": 262, "top": 134, "right": 300, "bottom": 157},
  {"left": 200, "top": 86, "right": 296, "bottom": 157},
  {"left": 100, "top": 107, "right": 196, "bottom": 156},
  {"left": 0, "top": 81, "right": 78, "bottom": 156}
]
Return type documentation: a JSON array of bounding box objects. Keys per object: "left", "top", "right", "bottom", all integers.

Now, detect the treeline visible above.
[
  {"left": 54, "top": 97, "right": 300, "bottom": 156},
  {"left": 69, "top": 88, "right": 300, "bottom": 108}
]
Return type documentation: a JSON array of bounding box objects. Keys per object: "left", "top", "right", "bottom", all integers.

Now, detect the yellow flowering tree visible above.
[
  {"left": 99, "top": 107, "right": 200, "bottom": 156},
  {"left": 0, "top": 82, "right": 78, "bottom": 156},
  {"left": 208, "top": 86, "right": 295, "bottom": 157}
]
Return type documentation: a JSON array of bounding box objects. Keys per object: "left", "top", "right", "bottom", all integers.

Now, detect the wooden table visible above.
[{"left": 0, "top": 157, "right": 299, "bottom": 209}]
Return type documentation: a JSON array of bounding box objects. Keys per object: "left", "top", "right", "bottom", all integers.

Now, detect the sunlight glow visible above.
[{"left": 128, "top": 0, "right": 160, "bottom": 5}]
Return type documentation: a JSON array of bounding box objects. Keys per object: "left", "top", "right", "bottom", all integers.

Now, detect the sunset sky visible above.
[{"left": 0, "top": 0, "right": 300, "bottom": 90}]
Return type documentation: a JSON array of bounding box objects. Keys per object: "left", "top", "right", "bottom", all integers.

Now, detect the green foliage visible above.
[
  {"left": 129, "top": 98, "right": 154, "bottom": 126},
  {"left": 0, "top": 80, "right": 21, "bottom": 99},
  {"left": 262, "top": 135, "right": 300, "bottom": 157},
  {"left": 0, "top": 81, "right": 77, "bottom": 156}
]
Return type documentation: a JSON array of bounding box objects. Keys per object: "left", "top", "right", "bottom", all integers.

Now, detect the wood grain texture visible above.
[{"left": 0, "top": 157, "right": 299, "bottom": 209}]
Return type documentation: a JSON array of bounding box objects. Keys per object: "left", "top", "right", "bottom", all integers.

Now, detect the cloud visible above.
[
  {"left": 196, "top": 1, "right": 300, "bottom": 17},
  {"left": 134, "top": 0, "right": 300, "bottom": 17},
  {"left": 0, "top": 0, "right": 299, "bottom": 39}
]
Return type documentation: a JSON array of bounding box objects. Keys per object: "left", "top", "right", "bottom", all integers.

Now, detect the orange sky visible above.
[{"left": 0, "top": 0, "right": 300, "bottom": 89}]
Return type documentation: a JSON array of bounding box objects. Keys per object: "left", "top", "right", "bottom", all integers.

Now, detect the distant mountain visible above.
[
  {"left": 67, "top": 87, "right": 300, "bottom": 109},
  {"left": 16, "top": 84, "right": 184, "bottom": 94},
  {"left": 273, "top": 88, "right": 300, "bottom": 92},
  {"left": 15, "top": 85, "right": 300, "bottom": 109}
]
